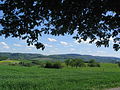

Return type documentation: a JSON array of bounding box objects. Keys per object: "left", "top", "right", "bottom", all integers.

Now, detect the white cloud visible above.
[
  {"left": 50, "top": 50, "right": 56, "bottom": 53},
  {"left": 60, "top": 41, "right": 68, "bottom": 46},
  {"left": 0, "top": 42, "right": 7, "bottom": 46},
  {"left": 48, "top": 38, "right": 57, "bottom": 42},
  {"left": 69, "top": 44, "right": 74, "bottom": 47},
  {"left": 12, "top": 48, "right": 16, "bottom": 51},
  {"left": 27, "top": 48, "right": 32, "bottom": 50},
  {"left": 0, "top": 42, "right": 10, "bottom": 49},
  {"left": 29, "top": 45, "right": 34, "bottom": 48},
  {"left": 70, "top": 48, "right": 75, "bottom": 51},
  {"left": 74, "top": 39, "right": 80, "bottom": 44},
  {"left": 96, "top": 51, "right": 106, "bottom": 53},
  {"left": 13, "top": 44, "right": 22, "bottom": 47},
  {"left": 3, "top": 45, "right": 10, "bottom": 49},
  {"left": 45, "top": 44, "right": 53, "bottom": 47}
]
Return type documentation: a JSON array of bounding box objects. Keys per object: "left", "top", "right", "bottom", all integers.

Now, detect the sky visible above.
[
  {"left": 0, "top": 34, "right": 120, "bottom": 58},
  {"left": 0, "top": 6, "right": 119, "bottom": 58}
]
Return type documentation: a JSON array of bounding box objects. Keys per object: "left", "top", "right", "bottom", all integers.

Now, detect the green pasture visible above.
[{"left": 0, "top": 63, "right": 120, "bottom": 90}]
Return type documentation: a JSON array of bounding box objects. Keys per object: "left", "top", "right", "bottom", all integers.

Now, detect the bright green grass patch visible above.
[
  {"left": 0, "top": 60, "right": 20, "bottom": 64},
  {"left": 0, "top": 63, "right": 120, "bottom": 90}
]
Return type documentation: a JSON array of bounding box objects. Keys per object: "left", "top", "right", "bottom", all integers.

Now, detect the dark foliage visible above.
[
  {"left": 53, "top": 61, "right": 63, "bottom": 69},
  {"left": 0, "top": 0, "right": 120, "bottom": 50},
  {"left": 0, "top": 56, "right": 8, "bottom": 61},
  {"left": 44, "top": 61, "right": 63, "bottom": 69},
  {"left": 117, "top": 62, "right": 120, "bottom": 67},
  {"left": 64, "top": 59, "right": 71, "bottom": 67},
  {"left": 19, "top": 62, "right": 33, "bottom": 67},
  {"left": 32, "top": 60, "right": 42, "bottom": 65},
  {"left": 65, "top": 59, "right": 86, "bottom": 68},
  {"left": 88, "top": 59, "right": 100, "bottom": 67}
]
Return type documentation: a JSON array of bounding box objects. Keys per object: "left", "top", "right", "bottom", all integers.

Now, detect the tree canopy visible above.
[{"left": 0, "top": 0, "right": 120, "bottom": 50}]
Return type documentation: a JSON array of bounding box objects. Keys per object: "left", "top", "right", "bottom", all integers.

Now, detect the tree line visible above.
[
  {"left": 9, "top": 59, "right": 100, "bottom": 69},
  {"left": 65, "top": 59, "right": 100, "bottom": 68}
]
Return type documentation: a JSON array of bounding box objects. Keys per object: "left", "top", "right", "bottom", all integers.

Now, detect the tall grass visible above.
[{"left": 0, "top": 63, "right": 120, "bottom": 90}]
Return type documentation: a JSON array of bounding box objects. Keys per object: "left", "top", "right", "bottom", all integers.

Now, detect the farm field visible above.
[{"left": 0, "top": 63, "right": 120, "bottom": 90}]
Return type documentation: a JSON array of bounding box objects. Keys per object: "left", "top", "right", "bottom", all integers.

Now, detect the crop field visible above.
[{"left": 0, "top": 63, "right": 120, "bottom": 90}]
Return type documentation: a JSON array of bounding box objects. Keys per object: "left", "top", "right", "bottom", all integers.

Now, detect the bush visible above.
[
  {"left": 44, "top": 61, "right": 53, "bottom": 68},
  {"left": 68, "top": 59, "right": 86, "bottom": 68},
  {"left": 87, "top": 59, "right": 100, "bottom": 67},
  {"left": 53, "top": 61, "right": 63, "bottom": 69},
  {"left": 23, "top": 63, "right": 33, "bottom": 67},
  {"left": 64, "top": 59, "right": 71, "bottom": 67},
  {"left": 118, "top": 62, "right": 120, "bottom": 67},
  {"left": 44, "top": 61, "right": 63, "bottom": 69},
  {"left": 32, "top": 60, "right": 42, "bottom": 65},
  {"left": 19, "top": 62, "right": 33, "bottom": 67}
]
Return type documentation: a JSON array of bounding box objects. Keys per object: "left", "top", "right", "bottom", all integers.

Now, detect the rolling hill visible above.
[{"left": 0, "top": 52, "right": 120, "bottom": 63}]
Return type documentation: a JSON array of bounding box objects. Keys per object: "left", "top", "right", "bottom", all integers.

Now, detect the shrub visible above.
[
  {"left": 19, "top": 62, "right": 33, "bottom": 67},
  {"left": 23, "top": 63, "right": 33, "bottom": 67},
  {"left": 69, "top": 59, "right": 86, "bottom": 68},
  {"left": 87, "top": 59, "right": 100, "bottom": 67},
  {"left": 44, "top": 61, "right": 63, "bottom": 69},
  {"left": 53, "top": 61, "right": 63, "bottom": 69},
  {"left": 44, "top": 61, "right": 53, "bottom": 68},
  {"left": 118, "top": 62, "right": 120, "bottom": 67},
  {"left": 64, "top": 59, "right": 71, "bottom": 67},
  {"left": 32, "top": 60, "right": 42, "bottom": 65}
]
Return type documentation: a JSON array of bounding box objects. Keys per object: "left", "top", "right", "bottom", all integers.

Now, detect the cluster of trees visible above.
[
  {"left": 44, "top": 61, "right": 63, "bottom": 69},
  {"left": 116, "top": 62, "right": 120, "bottom": 67},
  {"left": 19, "top": 62, "right": 33, "bottom": 67},
  {"left": 9, "top": 59, "right": 101, "bottom": 68},
  {"left": 65, "top": 59, "right": 100, "bottom": 67},
  {"left": 65, "top": 59, "right": 85, "bottom": 68},
  {"left": 87, "top": 59, "right": 100, "bottom": 67},
  {"left": 9, "top": 60, "right": 63, "bottom": 69},
  {"left": 0, "top": 56, "right": 8, "bottom": 61}
]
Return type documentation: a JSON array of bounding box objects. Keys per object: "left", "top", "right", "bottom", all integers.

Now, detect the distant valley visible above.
[{"left": 0, "top": 52, "right": 120, "bottom": 63}]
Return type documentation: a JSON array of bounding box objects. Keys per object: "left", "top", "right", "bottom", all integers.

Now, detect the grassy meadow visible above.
[{"left": 0, "top": 62, "right": 120, "bottom": 90}]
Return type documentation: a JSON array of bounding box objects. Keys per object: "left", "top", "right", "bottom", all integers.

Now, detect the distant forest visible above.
[{"left": 0, "top": 52, "right": 120, "bottom": 63}]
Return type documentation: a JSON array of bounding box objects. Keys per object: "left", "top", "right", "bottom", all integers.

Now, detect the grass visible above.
[
  {"left": 0, "top": 63, "right": 120, "bottom": 90},
  {"left": 0, "top": 60, "right": 20, "bottom": 64}
]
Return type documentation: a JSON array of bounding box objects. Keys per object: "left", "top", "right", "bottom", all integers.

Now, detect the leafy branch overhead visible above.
[{"left": 0, "top": 0, "right": 120, "bottom": 50}]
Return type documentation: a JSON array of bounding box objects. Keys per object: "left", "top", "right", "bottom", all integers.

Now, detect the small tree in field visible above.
[
  {"left": 118, "top": 62, "right": 120, "bottom": 67},
  {"left": 69, "top": 59, "right": 86, "bottom": 68},
  {"left": 44, "top": 61, "right": 63, "bottom": 69},
  {"left": 64, "top": 59, "right": 71, "bottom": 67},
  {"left": 44, "top": 61, "right": 53, "bottom": 68},
  {"left": 88, "top": 59, "right": 100, "bottom": 67},
  {"left": 53, "top": 61, "right": 63, "bottom": 69}
]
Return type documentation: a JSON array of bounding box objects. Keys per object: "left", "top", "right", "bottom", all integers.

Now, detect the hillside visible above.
[
  {"left": 0, "top": 52, "right": 120, "bottom": 63},
  {"left": 49, "top": 54, "right": 120, "bottom": 63}
]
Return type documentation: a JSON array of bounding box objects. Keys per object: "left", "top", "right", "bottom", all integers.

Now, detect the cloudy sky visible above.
[
  {"left": 0, "top": 9, "right": 119, "bottom": 58},
  {"left": 0, "top": 34, "right": 120, "bottom": 58}
]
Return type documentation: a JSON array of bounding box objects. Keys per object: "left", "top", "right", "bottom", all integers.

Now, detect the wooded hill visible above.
[{"left": 0, "top": 52, "right": 120, "bottom": 63}]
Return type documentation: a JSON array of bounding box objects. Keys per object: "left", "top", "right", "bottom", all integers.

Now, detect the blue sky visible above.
[
  {"left": 0, "top": 34, "right": 120, "bottom": 58},
  {"left": 0, "top": 8, "right": 119, "bottom": 58}
]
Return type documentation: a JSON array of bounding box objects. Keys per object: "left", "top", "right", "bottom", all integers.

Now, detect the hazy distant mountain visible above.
[
  {"left": 0, "top": 52, "right": 120, "bottom": 63},
  {"left": 0, "top": 52, "right": 45, "bottom": 60},
  {"left": 48, "top": 54, "right": 120, "bottom": 63}
]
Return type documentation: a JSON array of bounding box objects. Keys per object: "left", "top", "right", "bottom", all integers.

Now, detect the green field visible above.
[{"left": 0, "top": 63, "right": 120, "bottom": 90}]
